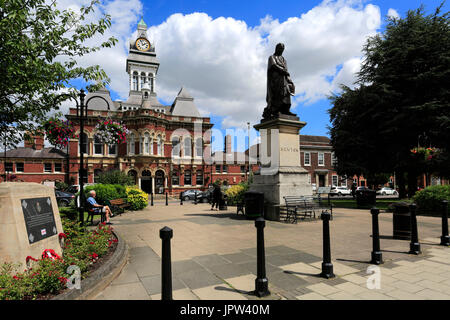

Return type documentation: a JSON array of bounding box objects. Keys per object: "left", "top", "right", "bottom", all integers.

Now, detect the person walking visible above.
[{"left": 211, "top": 184, "right": 222, "bottom": 211}]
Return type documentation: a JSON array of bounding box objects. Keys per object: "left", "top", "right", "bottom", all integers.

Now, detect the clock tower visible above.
[{"left": 126, "top": 18, "right": 160, "bottom": 95}]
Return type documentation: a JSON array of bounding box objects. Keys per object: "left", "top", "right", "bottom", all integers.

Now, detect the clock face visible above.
[{"left": 136, "top": 38, "right": 150, "bottom": 51}]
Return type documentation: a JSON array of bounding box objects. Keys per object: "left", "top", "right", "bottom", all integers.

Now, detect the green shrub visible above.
[
  {"left": 55, "top": 181, "right": 68, "bottom": 191},
  {"left": 95, "top": 170, "right": 134, "bottom": 185},
  {"left": 83, "top": 184, "right": 126, "bottom": 204},
  {"left": 125, "top": 186, "right": 148, "bottom": 210},
  {"left": 413, "top": 185, "right": 450, "bottom": 213}
]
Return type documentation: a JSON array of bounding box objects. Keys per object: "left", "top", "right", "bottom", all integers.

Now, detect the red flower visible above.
[
  {"left": 26, "top": 256, "right": 38, "bottom": 263},
  {"left": 58, "top": 233, "right": 67, "bottom": 239}
]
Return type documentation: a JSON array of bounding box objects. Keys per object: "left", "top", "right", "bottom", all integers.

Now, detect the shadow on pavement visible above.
[
  {"left": 184, "top": 213, "right": 248, "bottom": 221},
  {"left": 214, "top": 285, "right": 254, "bottom": 296}
]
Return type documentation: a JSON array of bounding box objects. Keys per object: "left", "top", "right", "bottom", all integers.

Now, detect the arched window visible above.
[
  {"left": 157, "top": 135, "right": 162, "bottom": 155},
  {"left": 195, "top": 137, "right": 203, "bottom": 157},
  {"left": 132, "top": 72, "right": 138, "bottom": 90},
  {"left": 108, "top": 143, "right": 117, "bottom": 155},
  {"left": 171, "top": 136, "right": 180, "bottom": 157},
  {"left": 79, "top": 132, "right": 89, "bottom": 155},
  {"left": 140, "top": 72, "right": 146, "bottom": 89},
  {"left": 184, "top": 136, "right": 191, "bottom": 158},
  {"left": 94, "top": 135, "right": 103, "bottom": 155},
  {"left": 128, "top": 133, "right": 135, "bottom": 155},
  {"left": 184, "top": 170, "right": 191, "bottom": 185},
  {"left": 144, "top": 133, "right": 150, "bottom": 154},
  {"left": 196, "top": 170, "right": 203, "bottom": 185}
]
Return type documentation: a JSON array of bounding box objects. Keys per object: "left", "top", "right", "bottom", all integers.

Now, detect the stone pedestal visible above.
[
  {"left": 0, "top": 183, "right": 63, "bottom": 266},
  {"left": 250, "top": 116, "right": 312, "bottom": 221}
]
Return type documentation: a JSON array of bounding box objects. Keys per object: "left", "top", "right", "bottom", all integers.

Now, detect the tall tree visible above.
[
  {"left": 0, "top": 0, "right": 117, "bottom": 146},
  {"left": 329, "top": 3, "right": 450, "bottom": 197}
]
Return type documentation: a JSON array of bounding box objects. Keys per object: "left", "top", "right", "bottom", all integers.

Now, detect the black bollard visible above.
[
  {"left": 180, "top": 194, "right": 183, "bottom": 205},
  {"left": 254, "top": 217, "right": 270, "bottom": 297},
  {"left": 194, "top": 192, "right": 198, "bottom": 205},
  {"left": 408, "top": 204, "right": 421, "bottom": 255},
  {"left": 151, "top": 193, "right": 154, "bottom": 206},
  {"left": 165, "top": 192, "right": 168, "bottom": 206},
  {"left": 320, "top": 211, "right": 335, "bottom": 279},
  {"left": 370, "top": 207, "right": 383, "bottom": 265},
  {"left": 440, "top": 200, "right": 449, "bottom": 246},
  {"left": 160, "top": 226, "right": 173, "bottom": 300}
]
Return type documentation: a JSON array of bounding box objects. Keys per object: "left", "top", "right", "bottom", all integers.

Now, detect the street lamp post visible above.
[{"left": 247, "top": 122, "right": 250, "bottom": 181}]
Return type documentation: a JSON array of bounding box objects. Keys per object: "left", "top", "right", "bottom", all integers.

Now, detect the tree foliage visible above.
[
  {"left": 0, "top": 0, "right": 117, "bottom": 145},
  {"left": 329, "top": 3, "right": 450, "bottom": 197}
]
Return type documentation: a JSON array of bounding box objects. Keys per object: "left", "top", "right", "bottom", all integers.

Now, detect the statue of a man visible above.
[{"left": 263, "top": 43, "right": 296, "bottom": 119}]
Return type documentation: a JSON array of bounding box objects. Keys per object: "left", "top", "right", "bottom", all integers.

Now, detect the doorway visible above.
[
  {"left": 141, "top": 170, "right": 152, "bottom": 194},
  {"left": 318, "top": 174, "right": 326, "bottom": 187}
]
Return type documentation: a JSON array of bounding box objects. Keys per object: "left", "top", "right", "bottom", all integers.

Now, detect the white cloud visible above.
[
  {"left": 387, "top": 8, "right": 400, "bottom": 20},
  {"left": 54, "top": 0, "right": 381, "bottom": 130}
]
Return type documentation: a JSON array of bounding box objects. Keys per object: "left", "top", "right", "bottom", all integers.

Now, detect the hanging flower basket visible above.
[
  {"left": 43, "top": 117, "right": 76, "bottom": 149},
  {"left": 410, "top": 147, "right": 436, "bottom": 161},
  {"left": 95, "top": 119, "right": 129, "bottom": 145}
]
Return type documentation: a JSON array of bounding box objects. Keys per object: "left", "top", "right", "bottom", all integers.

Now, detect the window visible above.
[
  {"left": 157, "top": 135, "right": 162, "bottom": 155},
  {"left": 79, "top": 132, "right": 89, "bottom": 155},
  {"left": 332, "top": 152, "right": 337, "bottom": 167},
  {"left": 184, "top": 170, "right": 191, "bottom": 185},
  {"left": 94, "top": 135, "right": 103, "bottom": 155},
  {"left": 44, "top": 163, "right": 52, "bottom": 173},
  {"left": 94, "top": 169, "right": 102, "bottom": 183},
  {"left": 149, "top": 75, "right": 154, "bottom": 92},
  {"left": 196, "top": 170, "right": 203, "bottom": 185},
  {"left": 184, "top": 137, "right": 191, "bottom": 157},
  {"left": 195, "top": 138, "right": 203, "bottom": 157},
  {"left": 128, "top": 133, "right": 135, "bottom": 155},
  {"left": 216, "top": 165, "right": 221, "bottom": 173},
  {"left": 108, "top": 144, "right": 117, "bottom": 155},
  {"left": 54, "top": 163, "right": 62, "bottom": 172},
  {"left": 240, "top": 165, "right": 246, "bottom": 173},
  {"left": 172, "top": 171, "right": 179, "bottom": 185},
  {"left": 140, "top": 72, "right": 146, "bottom": 88},
  {"left": 16, "top": 162, "right": 24, "bottom": 172},
  {"left": 144, "top": 133, "right": 150, "bottom": 154},
  {"left": 318, "top": 153, "right": 324, "bottom": 166},
  {"left": 341, "top": 178, "right": 347, "bottom": 187},
  {"left": 304, "top": 152, "right": 311, "bottom": 166},
  {"left": 132, "top": 72, "right": 138, "bottom": 90},
  {"left": 5, "top": 162, "right": 13, "bottom": 172},
  {"left": 223, "top": 165, "right": 228, "bottom": 173},
  {"left": 172, "top": 136, "right": 180, "bottom": 157},
  {"left": 332, "top": 175, "right": 338, "bottom": 187}
]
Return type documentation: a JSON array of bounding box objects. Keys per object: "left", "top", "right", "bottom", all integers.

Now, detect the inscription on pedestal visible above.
[{"left": 21, "top": 197, "right": 57, "bottom": 244}]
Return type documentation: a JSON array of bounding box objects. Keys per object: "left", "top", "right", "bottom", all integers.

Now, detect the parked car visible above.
[
  {"left": 55, "top": 190, "right": 75, "bottom": 207},
  {"left": 377, "top": 187, "right": 399, "bottom": 196},
  {"left": 65, "top": 184, "right": 94, "bottom": 194},
  {"left": 180, "top": 189, "right": 202, "bottom": 201},
  {"left": 197, "top": 190, "right": 212, "bottom": 203},
  {"left": 329, "top": 186, "right": 352, "bottom": 196},
  {"left": 356, "top": 186, "right": 374, "bottom": 192}
]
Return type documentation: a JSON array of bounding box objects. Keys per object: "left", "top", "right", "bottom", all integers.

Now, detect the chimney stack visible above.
[
  {"left": 24, "top": 132, "right": 44, "bottom": 150},
  {"left": 224, "top": 134, "right": 232, "bottom": 154}
]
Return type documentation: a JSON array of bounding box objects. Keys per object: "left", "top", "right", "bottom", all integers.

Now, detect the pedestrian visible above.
[
  {"left": 211, "top": 183, "right": 222, "bottom": 211},
  {"left": 351, "top": 183, "right": 357, "bottom": 199}
]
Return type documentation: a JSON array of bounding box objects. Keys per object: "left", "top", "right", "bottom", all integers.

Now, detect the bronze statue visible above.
[{"left": 262, "top": 43, "right": 296, "bottom": 120}]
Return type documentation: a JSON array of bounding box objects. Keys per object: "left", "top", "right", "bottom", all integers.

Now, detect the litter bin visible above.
[
  {"left": 219, "top": 194, "right": 228, "bottom": 211},
  {"left": 356, "top": 189, "right": 376, "bottom": 207},
  {"left": 244, "top": 191, "right": 264, "bottom": 219},
  {"left": 392, "top": 202, "right": 411, "bottom": 240}
]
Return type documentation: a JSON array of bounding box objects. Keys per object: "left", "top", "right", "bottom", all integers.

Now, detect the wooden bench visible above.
[
  {"left": 283, "top": 196, "right": 333, "bottom": 224},
  {"left": 107, "top": 198, "right": 131, "bottom": 216}
]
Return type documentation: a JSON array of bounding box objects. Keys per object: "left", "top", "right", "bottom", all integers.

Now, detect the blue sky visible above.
[{"left": 66, "top": 0, "right": 448, "bottom": 151}]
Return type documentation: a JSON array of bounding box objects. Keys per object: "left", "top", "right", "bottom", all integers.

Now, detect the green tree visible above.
[
  {"left": 95, "top": 170, "right": 135, "bottom": 186},
  {"left": 329, "top": 3, "right": 450, "bottom": 198},
  {"left": 0, "top": 0, "right": 117, "bottom": 145}
]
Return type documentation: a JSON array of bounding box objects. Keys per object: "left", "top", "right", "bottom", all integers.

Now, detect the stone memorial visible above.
[
  {"left": 0, "top": 182, "right": 64, "bottom": 266},
  {"left": 250, "top": 43, "right": 312, "bottom": 221}
]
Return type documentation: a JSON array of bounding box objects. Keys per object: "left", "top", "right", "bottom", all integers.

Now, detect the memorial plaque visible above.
[
  {"left": 21, "top": 197, "right": 57, "bottom": 244},
  {"left": 317, "top": 186, "right": 332, "bottom": 194}
]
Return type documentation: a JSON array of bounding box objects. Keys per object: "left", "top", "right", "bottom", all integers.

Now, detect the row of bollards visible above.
[{"left": 158, "top": 200, "right": 449, "bottom": 300}]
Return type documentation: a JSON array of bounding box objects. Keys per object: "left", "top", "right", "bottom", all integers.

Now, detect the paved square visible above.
[{"left": 94, "top": 203, "right": 450, "bottom": 300}]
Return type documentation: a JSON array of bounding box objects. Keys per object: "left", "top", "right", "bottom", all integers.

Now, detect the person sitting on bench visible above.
[{"left": 87, "top": 190, "right": 113, "bottom": 225}]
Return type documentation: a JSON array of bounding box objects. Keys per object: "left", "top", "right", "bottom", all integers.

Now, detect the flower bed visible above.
[{"left": 0, "top": 220, "right": 117, "bottom": 300}]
